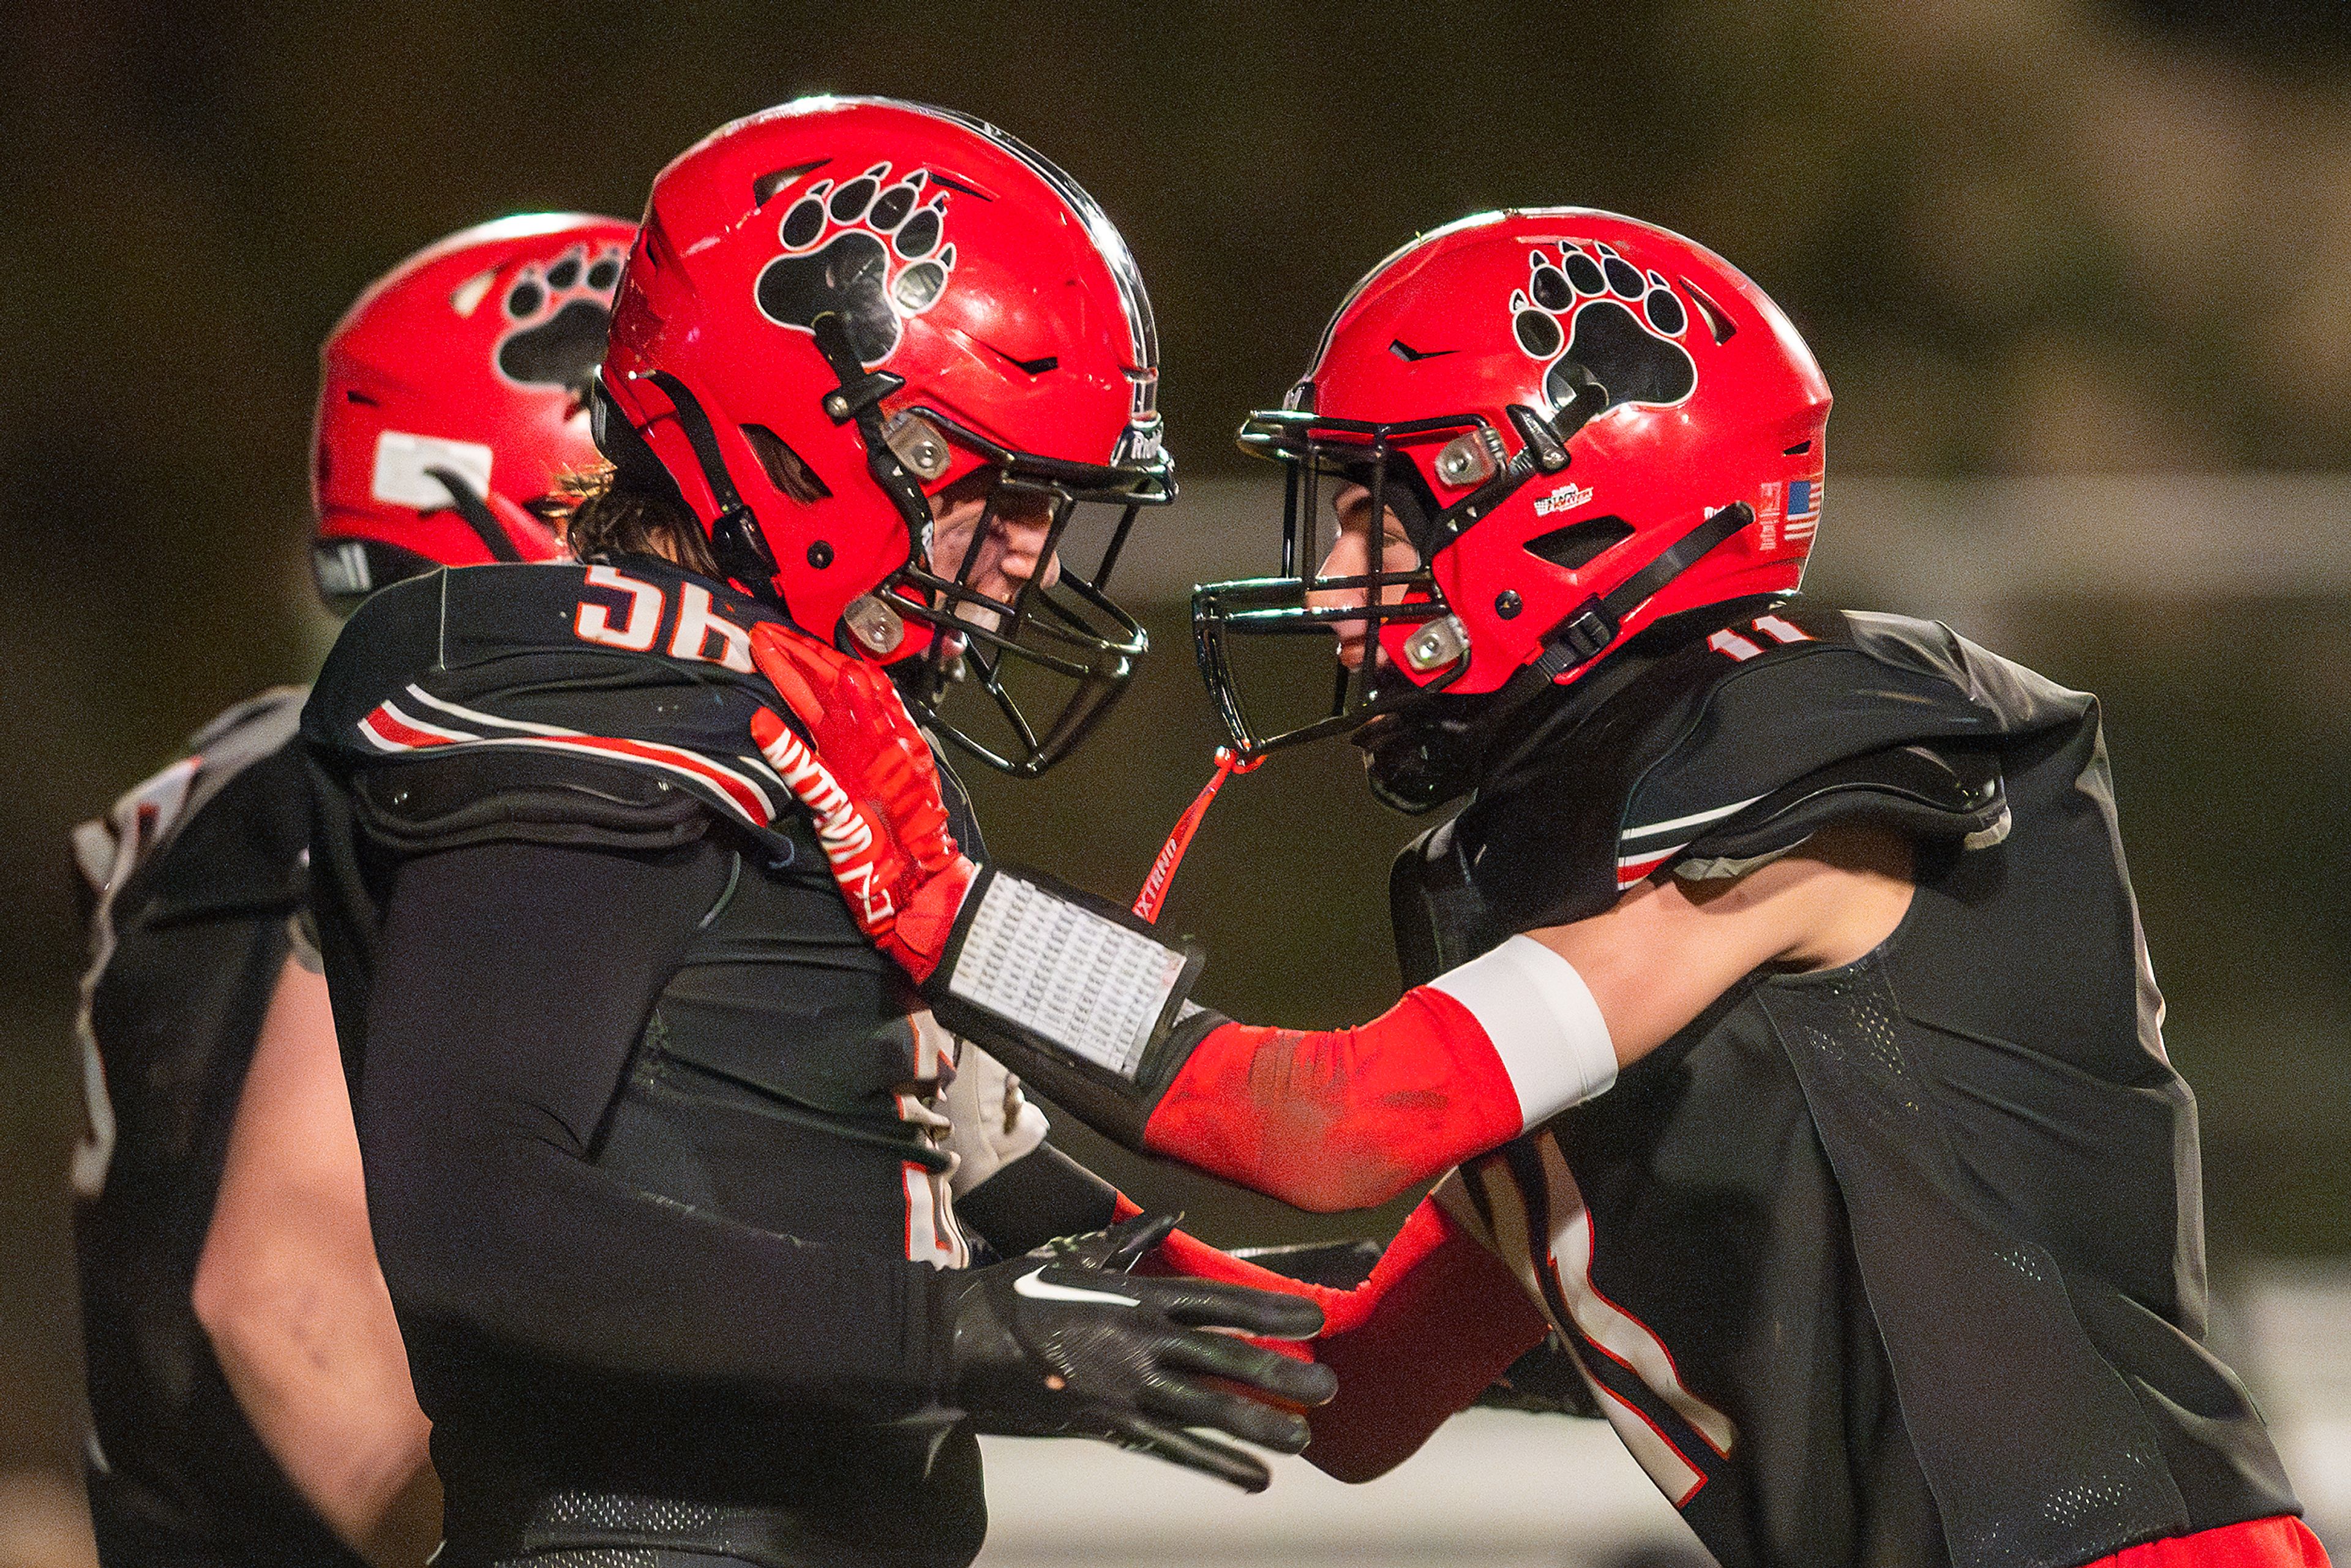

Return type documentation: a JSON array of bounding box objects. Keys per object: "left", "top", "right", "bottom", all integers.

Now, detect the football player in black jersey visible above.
[
  {"left": 300, "top": 100, "right": 1331, "bottom": 1568},
  {"left": 743, "top": 211, "right": 2329, "bottom": 1568},
  {"left": 72, "top": 213, "right": 632, "bottom": 1568}
]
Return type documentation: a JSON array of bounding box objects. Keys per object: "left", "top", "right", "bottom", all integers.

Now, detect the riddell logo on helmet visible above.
[
  {"left": 755, "top": 163, "right": 957, "bottom": 367},
  {"left": 1509, "top": 242, "right": 1698, "bottom": 418},
  {"left": 1114, "top": 422, "right": 1165, "bottom": 468},
  {"left": 1532, "top": 481, "right": 1594, "bottom": 517}
]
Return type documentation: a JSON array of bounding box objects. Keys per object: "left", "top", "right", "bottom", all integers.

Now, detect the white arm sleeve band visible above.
[{"left": 1426, "top": 934, "right": 1618, "bottom": 1129}]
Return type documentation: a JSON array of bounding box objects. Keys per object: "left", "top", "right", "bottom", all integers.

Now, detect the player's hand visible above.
[
  {"left": 933, "top": 1212, "right": 1337, "bottom": 1492},
  {"left": 748, "top": 622, "right": 976, "bottom": 981}
]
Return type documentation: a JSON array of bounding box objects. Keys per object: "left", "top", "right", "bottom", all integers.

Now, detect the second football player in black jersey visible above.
[
  {"left": 746, "top": 211, "right": 2327, "bottom": 1568},
  {"left": 69, "top": 213, "right": 631, "bottom": 1568}
]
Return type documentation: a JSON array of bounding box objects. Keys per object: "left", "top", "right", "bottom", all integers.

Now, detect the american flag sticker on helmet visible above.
[{"left": 1785, "top": 476, "right": 1821, "bottom": 542}]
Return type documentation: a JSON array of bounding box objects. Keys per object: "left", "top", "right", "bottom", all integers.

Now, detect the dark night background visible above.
[{"left": 4, "top": 2, "right": 2349, "bottom": 1559}]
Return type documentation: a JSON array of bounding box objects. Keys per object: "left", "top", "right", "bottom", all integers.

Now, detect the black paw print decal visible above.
[
  {"left": 755, "top": 162, "right": 955, "bottom": 366},
  {"left": 1510, "top": 244, "right": 1696, "bottom": 416},
  {"left": 495, "top": 242, "right": 624, "bottom": 394}
]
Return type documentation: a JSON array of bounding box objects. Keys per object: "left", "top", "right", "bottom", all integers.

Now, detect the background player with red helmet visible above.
[
  {"left": 301, "top": 99, "right": 1329, "bottom": 1568},
  {"left": 749, "top": 209, "right": 2329, "bottom": 1568},
  {"left": 72, "top": 212, "right": 629, "bottom": 1568}
]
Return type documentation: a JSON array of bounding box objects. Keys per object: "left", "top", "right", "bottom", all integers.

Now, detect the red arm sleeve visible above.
[
  {"left": 1139, "top": 990, "right": 1528, "bottom": 1212},
  {"left": 1299, "top": 1200, "right": 1548, "bottom": 1482}
]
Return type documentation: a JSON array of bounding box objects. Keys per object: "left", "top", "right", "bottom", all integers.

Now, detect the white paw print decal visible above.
[
  {"left": 755, "top": 162, "right": 957, "bottom": 366},
  {"left": 1510, "top": 242, "right": 1696, "bottom": 415}
]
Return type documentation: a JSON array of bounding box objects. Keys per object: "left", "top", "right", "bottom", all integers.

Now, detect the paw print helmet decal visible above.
[
  {"left": 598, "top": 96, "right": 1174, "bottom": 777},
  {"left": 312, "top": 213, "right": 634, "bottom": 609},
  {"left": 1197, "top": 209, "right": 1830, "bottom": 784}
]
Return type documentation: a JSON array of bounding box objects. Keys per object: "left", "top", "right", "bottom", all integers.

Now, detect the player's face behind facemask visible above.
[
  {"left": 1307, "top": 480, "right": 1513, "bottom": 814},
  {"left": 1202, "top": 463, "right": 1451, "bottom": 777},
  {"left": 1313, "top": 481, "right": 1425, "bottom": 674},
  {"left": 924, "top": 471, "right": 1064, "bottom": 630}
]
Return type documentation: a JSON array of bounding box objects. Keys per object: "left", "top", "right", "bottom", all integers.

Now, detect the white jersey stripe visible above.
[
  {"left": 402, "top": 683, "right": 575, "bottom": 737},
  {"left": 1534, "top": 1135, "right": 1738, "bottom": 1457},
  {"left": 1592, "top": 1382, "right": 1708, "bottom": 1507},
  {"left": 1618, "top": 793, "right": 1767, "bottom": 842},
  {"left": 1434, "top": 1153, "right": 1713, "bottom": 1509},
  {"left": 397, "top": 686, "right": 779, "bottom": 820}
]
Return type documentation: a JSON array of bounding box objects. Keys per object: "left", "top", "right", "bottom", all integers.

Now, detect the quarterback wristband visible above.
[{"left": 925, "top": 864, "right": 1207, "bottom": 1143}]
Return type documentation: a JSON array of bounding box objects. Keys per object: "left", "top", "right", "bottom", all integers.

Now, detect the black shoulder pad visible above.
[
  {"left": 1613, "top": 607, "right": 2085, "bottom": 885},
  {"left": 352, "top": 748, "right": 714, "bottom": 855},
  {"left": 1391, "top": 816, "right": 1512, "bottom": 990},
  {"left": 1445, "top": 604, "right": 2093, "bottom": 930},
  {"left": 1674, "top": 742, "right": 2008, "bottom": 877},
  {"left": 300, "top": 571, "right": 448, "bottom": 751}
]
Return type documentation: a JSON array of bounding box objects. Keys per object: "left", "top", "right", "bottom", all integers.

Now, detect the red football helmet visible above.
[
  {"left": 312, "top": 213, "right": 634, "bottom": 606},
  {"left": 597, "top": 96, "right": 1172, "bottom": 776},
  {"left": 1196, "top": 209, "right": 1831, "bottom": 773}
]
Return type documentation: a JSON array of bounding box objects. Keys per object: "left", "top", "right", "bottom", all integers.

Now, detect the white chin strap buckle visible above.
[{"left": 843, "top": 593, "right": 907, "bottom": 655}]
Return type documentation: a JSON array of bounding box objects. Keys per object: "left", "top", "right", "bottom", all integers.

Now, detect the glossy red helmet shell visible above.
[
  {"left": 597, "top": 93, "right": 1166, "bottom": 648},
  {"left": 1280, "top": 209, "right": 1830, "bottom": 697},
  {"left": 598, "top": 95, "right": 1168, "bottom": 649},
  {"left": 312, "top": 214, "right": 634, "bottom": 602}
]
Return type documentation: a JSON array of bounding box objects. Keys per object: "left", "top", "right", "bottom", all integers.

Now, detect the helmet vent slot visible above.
[
  {"left": 740, "top": 424, "right": 831, "bottom": 503},
  {"left": 1783, "top": 440, "right": 1813, "bottom": 456},
  {"left": 1525, "top": 515, "right": 1635, "bottom": 571},
  {"left": 986, "top": 347, "right": 1059, "bottom": 376},
  {"left": 752, "top": 161, "right": 827, "bottom": 208},
  {"left": 1678, "top": 277, "right": 1737, "bottom": 345},
  {"left": 925, "top": 171, "right": 993, "bottom": 200},
  {"left": 344, "top": 389, "right": 380, "bottom": 406}
]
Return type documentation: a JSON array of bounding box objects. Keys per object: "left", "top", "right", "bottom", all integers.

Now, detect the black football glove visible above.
[{"left": 934, "top": 1212, "right": 1337, "bottom": 1491}]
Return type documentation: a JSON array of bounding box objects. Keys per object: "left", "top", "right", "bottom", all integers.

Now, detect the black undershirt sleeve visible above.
[
  {"left": 354, "top": 837, "right": 937, "bottom": 1414},
  {"left": 959, "top": 1141, "right": 1120, "bottom": 1259}
]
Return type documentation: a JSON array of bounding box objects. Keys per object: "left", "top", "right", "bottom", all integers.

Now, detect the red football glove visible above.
[
  {"left": 1110, "top": 1191, "right": 1550, "bottom": 1479},
  {"left": 748, "top": 623, "right": 977, "bottom": 982}
]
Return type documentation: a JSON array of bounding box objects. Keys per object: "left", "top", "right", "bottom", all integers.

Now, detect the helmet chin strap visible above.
[
  {"left": 808, "top": 312, "right": 933, "bottom": 555},
  {"left": 427, "top": 468, "right": 525, "bottom": 563},
  {"left": 636, "top": 369, "right": 782, "bottom": 593},
  {"left": 1491, "top": 500, "right": 1758, "bottom": 708}
]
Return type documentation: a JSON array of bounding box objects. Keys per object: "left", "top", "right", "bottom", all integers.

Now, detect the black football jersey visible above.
[
  {"left": 303, "top": 558, "right": 999, "bottom": 1567},
  {"left": 70, "top": 688, "right": 370, "bottom": 1568},
  {"left": 1395, "top": 601, "right": 2298, "bottom": 1568}
]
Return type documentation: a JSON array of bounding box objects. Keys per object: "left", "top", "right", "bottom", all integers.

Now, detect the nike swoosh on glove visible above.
[
  {"left": 934, "top": 1212, "right": 1338, "bottom": 1492},
  {"left": 749, "top": 621, "right": 977, "bottom": 981}
]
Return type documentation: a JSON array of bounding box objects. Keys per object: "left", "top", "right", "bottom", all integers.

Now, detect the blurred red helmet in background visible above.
[
  {"left": 1198, "top": 208, "right": 1831, "bottom": 765},
  {"left": 596, "top": 96, "right": 1172, "bottom": 775},
  {"left": 312, "top": 212, "right": 634, "bottom": 607}
]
